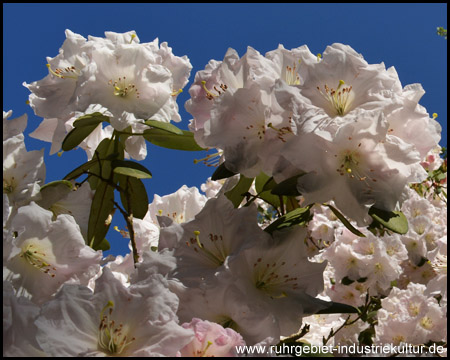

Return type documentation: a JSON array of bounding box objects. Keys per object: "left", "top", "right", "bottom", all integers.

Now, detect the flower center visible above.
[
  {"left": 185, "top": 231, "right": 227, "bottom": 267},
  {"left": 317, "top": 80, "right": 353, "bottom": 116},
  {"left": 47, "top": 64, "right": 80, "bottom": 80},
  {"left": 335, "top": 147, "right": 378, "bottom": 192},
  {"left": 284, "top": 61, "right": 301, "bottom": 85},
  {"left": 253, "top": 257, "right": 298, "bottom": 298},
  {"left": 419, "top": 316, "right": 434, "bottom": 330},
  {"left": 20, "top": 242, "right": 56, "bottom": 277},
  {"left": 3, "top": 176, "right": 16, "bottom": 194},
  {"left": 201, "top": 81, "right": 228, "bottom": 100},
  {"left": 98, "top": 301, "right": 135, "bottom": 355},
  {"left": 108, "top": 76, "right": 140, "bottom": 99}
]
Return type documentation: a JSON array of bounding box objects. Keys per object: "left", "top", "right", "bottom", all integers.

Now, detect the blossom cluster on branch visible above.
[{"left": 3, "top": 30, "right": 447, "bottom": 357}]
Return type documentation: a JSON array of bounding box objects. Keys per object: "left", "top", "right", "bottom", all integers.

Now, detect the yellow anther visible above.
[
  {"left": 171, "top": 88, "right": 183, "bottom": 96},
  {"left": 432, "top": 113, "right": 438, "bottom": 119}
]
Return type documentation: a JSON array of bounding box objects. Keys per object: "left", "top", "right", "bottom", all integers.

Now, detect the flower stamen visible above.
[
  {"left": 98, "top": 301, "right": 135, "bottom": 355},
  {"left": 317, "top": 80, "right": 353, "bottom": 116},
  {"left": 46, "top": 64, "right": 80, "bottom": 80},
  {"left": 201, "top": 81, "right": 227, "bottom": 100},
  {"left": 108, "top": 76, "right": 140, "bottom": 99}
]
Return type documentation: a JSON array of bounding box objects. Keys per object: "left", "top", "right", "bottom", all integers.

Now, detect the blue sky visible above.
[{"left": 3, "top": 3, "right": 447, "bottom": 256}]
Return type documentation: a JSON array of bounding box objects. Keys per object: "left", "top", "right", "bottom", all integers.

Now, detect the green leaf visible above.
[
  {"left": 143, "top": 128, "right": 205, "bottom": 151},
  {"left": 95, "top": 238, "right": 111, "bottom": 251},
  {"left": 255, "top": 173, "right": 281, "bottom": 209},
  {"left": 73, "top": 112, "right": 109, "bottom": 128},
  {"left": 211, "top": 162, "right": 237, "bottom": 180},
  {"left": 225, "top": 175, "right": 254, "bottom": 208},
  {"left": 271, "top": 173, "right": 305, "bottom": 196},
  {"left": 326, "top": 204, "right": 366, "bottom": 237},
  {"left": 118, "top": 175, "right": 149, "bottom": 220},
  {"left": 87, "top": 181, "right": 115, "bottom": 250},
  {"left": 368, "top": 207, "right": 408, "bottom": 234},
  {"left": 143, "top": 119, "right": 183, "bottom": 135},
  {"left": 63, "top": 159, "right": 99, "bottom": 181},
  {"left": 62, "top": 124, "right": 99, "bottom": 151},
  {"left": 88, "top": 138, "right": 125, "bottom": 190},
  {"left": 37, "top": 180, "right": 74, "bottom": 209},
  {"left": 264, "top": 206, "right": 312, "bottom": 235},
  {"left": 112, "top": 160, "right": 152, "bottom": 179},
  {"left": 315, "top": 301, "right": 359, "bottom": 314}
]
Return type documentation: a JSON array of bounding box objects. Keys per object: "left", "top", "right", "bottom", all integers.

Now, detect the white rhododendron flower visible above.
[
  {"left": 3, "top": 281, "right": 47, "bottom": 357},
  {"left": 279, "top": 113, "right": 427, "bottom": 225},
  {"left": 23, "top": 29, "right": 89, "bottom": 120},
  {"left": 148, "top": 184, "right": 207, "bottom": 226},
  {"left": 425, "top": 236, "right": 447, "bottom": 306},
  {"left": 24, "top": 30, "right": 192, "bottom": 160},
  {"left": 3, "top": 110, "right": 27, "bottom": 141},
  {"left": 176, "top": 282, "right": 280, "bottom": 346},
  {"left": 185, "top": 47, "right": 275, "bottom": 147},
  {"left": 34, "top": 268, "right": 194, "bottom": 356},
  {"left": 158, "top": 195, "right": 269, "bottom": 286},
  {"left": 227, "top": 226, "right": 329, "bottom": 336},
  {"left": 178, "top": 318, "right": 246, "bottom": 357},
  {"left": 3, "top": 135, "right": 45, "bottom": 211},
  {"left": 5, "top": 202, "right": 101, "bottom": 304},
  {"left": 374, "top": 283, "right": 447, "bottom": 345}
]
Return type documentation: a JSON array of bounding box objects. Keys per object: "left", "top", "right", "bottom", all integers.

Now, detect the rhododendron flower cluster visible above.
[{"left": 3, "top": 30, "right": 447, "bottom": 357}]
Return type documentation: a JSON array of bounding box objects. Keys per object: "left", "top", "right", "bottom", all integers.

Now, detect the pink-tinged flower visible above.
[
  {"left": 176, "top": 282, "right": 279, "bottom": 346},
  {"left": 34, "top": 268, "right": 194, "bottom": 357},
  {"left": 178, "top": 318, "right": 246, "bottom": 357},
  {"left": 5, "top": 202, "right": 101, "bottom": 304}
]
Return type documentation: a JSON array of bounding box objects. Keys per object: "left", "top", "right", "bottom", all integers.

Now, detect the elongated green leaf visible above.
[
  {"left": 95, "top": 238, "right": 111, "bottom": 251},
  {"left": 326, "top": 204, "right": 366, "bottom": 237},
  {"left": 315, "top": 301, "right": 359, "bottom": 314},
  {"left": 88, "top": 181, "right": 115, "bottom": 250},
  {"left": 62, "top": 124, "right": 99, "bottom": 151},
  {"left": 211, "top": 162, "right": 237, "bottom": 180},
  {"left": 88, "top": 138, "right": 125, "bottom": 190},
  {"left": 112, "top": 160, "right": 152, "bottom": 179},
  {"left": 143, "top": 119, "right": 183, "bottom": 135},
  {"left": 271, "top": 173, "right": 305, "bottom": 196},
  {"left": 264, "top": 206, "right": 312, "bottom": 235},
  {"left": 368, "top": 207, "right": 408, "bottom": 234},
  {"left": 37, "top": 180, "right": 74, "bottom": 209},
  {"left": 39, "top": 179, "right": 73, "bottom": 192},
  {"left": 118, "top": 175, "right": 149, "bottom": 220},
  {"left": 63, "top": 159, "right": 98, "bottom": 181},
  {"left": 225, "top": 175, "right": 254, "bottom": 208},
  {"left": 73, "top": 112, "right": 109, "bottom": 128},
  {"left": 143, "top": 129, "right": 205, "bottom": 151}
]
